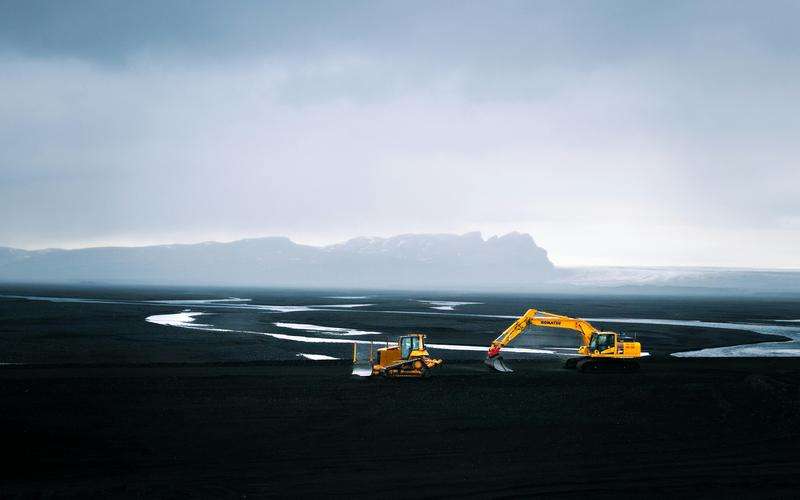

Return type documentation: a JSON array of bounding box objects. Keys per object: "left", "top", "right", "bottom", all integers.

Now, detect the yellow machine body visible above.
[
  {"left": 486, "top": 308, "right": 643, "bottom": 372},
  {"left": 353, "top": 333, "right": 442, "bottom": 378}
]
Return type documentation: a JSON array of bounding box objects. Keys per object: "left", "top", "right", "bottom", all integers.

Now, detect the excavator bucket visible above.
[{"left": 485, "top": 356, "right": 514, "bottom": 373}]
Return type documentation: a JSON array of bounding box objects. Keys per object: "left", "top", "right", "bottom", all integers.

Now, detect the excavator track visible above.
[{"left": 576, "top": 358, "right": 640, "bottom": 373}]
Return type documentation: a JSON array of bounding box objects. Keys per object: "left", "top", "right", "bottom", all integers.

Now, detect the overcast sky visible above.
[{"left": 1, "top": 1, "right": 798, "bottom": 267}]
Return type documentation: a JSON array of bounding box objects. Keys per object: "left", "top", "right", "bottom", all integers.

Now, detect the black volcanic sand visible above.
[
  {"left": 2, "top": 286, "right": 800, "bottom": 497},
  {"left": 3, "top": 358, "right": 800, "bottom": 498}
]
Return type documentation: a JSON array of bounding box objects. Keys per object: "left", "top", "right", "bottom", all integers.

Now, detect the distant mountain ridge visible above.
[
  {"left": 0, "top": 232, "right": 556, "bottom": 288},
  {"left": 1, "top": 233, "right": 798, "bottom": 293}
]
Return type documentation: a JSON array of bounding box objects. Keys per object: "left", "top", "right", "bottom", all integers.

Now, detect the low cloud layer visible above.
[{"left": 1, "top": 1, "right": 798, "bottom": 267}]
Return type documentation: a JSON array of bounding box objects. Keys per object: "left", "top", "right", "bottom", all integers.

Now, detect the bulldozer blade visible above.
[
  {"left": 485, "top": 356, "right": 514, "bottom": 373},
  {"left": 351, "top": 362, "right": 373, "bottom": 377}
]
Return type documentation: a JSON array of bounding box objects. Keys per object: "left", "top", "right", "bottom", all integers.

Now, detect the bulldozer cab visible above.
[
  {"left": 588, "top": 332, "right": 617, "bottom": 355},
  {"left": 399, "top": 334, "right": 424, "bottom": 359}
]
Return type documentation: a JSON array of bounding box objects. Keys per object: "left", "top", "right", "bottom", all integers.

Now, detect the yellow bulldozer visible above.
[
  {"left": 352, "top": 333, "right": 442, "bottom": 378},
  {"left": 485, "top": 308, "right": 643, "bottom": 372}
]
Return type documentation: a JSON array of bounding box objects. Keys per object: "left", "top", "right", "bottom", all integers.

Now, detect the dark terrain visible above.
[
  {"left": 2, "top": 358, "right": 800, "bottom": 498},
  {"left": 1, "top": 285, "right": 799, "bottom": 497}
]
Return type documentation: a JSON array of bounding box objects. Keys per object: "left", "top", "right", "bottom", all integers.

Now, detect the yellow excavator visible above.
[
  {"left": 485, "top": 309, "right": 642, "bottom": 372},
  {"left": 352, "top": 333, "right": 443, "bottom": 378}
]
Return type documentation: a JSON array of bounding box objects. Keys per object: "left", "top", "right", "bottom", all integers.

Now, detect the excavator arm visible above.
[{"left": 485, "top": 309, "right": 598, "bottom": 371}]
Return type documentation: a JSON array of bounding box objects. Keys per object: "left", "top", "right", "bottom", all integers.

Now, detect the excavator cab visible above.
[
  {"left": 577, "top": 331, "right": 642, "bottom": 370},
  {"left": 588, "top": 332, "right": 616, "bottom": 354},
  {"left": 583, "top": 332, "right": 641, "bottom": 359}
]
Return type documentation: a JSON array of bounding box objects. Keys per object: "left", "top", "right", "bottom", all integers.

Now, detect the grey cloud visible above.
[
  {"left": 3, "top": 1, "right": 796, "bottom": 66},
  {"left": 0, "top": 1, "right": 798, "bottom": 267}
]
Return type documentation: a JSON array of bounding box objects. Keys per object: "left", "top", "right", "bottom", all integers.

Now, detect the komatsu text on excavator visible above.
[{"left": 485, "top": 309, "right": 643, "bottom": 372}]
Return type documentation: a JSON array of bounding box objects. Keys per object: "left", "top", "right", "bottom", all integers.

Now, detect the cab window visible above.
[
  {"left": 589, "top": 333, "right": 615, "bottom": 352},
  {"left": 400, "top": 337, "right": 413, "bottom": 358}
]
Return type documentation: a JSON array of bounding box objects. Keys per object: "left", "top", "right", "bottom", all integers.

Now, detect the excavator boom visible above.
[{"left": 488, "top": 309, "right": 596, "bottom": 352}]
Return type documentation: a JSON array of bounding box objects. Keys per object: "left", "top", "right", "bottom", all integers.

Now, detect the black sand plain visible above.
[
  {"left": 1, "top": 285, "right": 799, "bottom": 498},
  {"left": 3, "top": 358, "right": 800, "bottom": 498}
]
